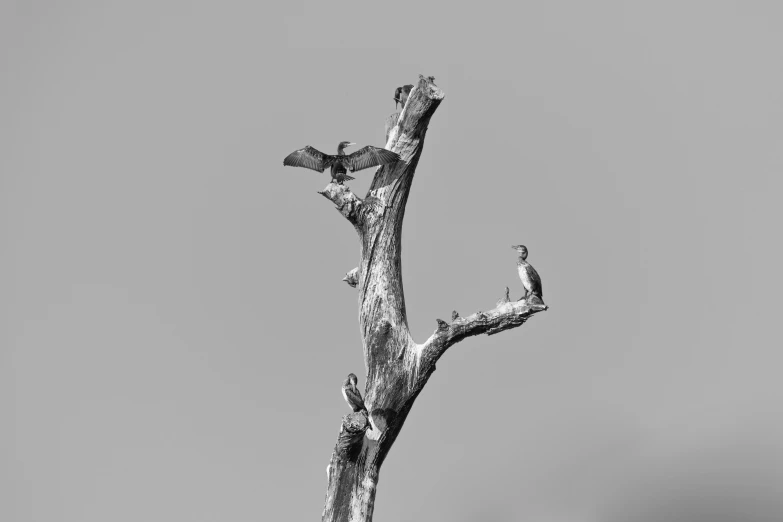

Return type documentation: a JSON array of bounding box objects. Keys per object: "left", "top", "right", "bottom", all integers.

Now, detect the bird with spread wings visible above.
[{"left": 283, "top": 141, "right": 400, "bottom": 184}]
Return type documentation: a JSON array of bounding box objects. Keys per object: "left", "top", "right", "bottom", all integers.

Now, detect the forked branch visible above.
[{"left": 419, "top": 298, "right": 549, "bottom": 373}]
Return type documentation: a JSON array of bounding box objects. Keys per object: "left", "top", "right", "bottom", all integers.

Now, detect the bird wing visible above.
[
  {"left": 346, "top": 146, "right": 401, "bottom": 172},
  {"left": 344, "top": 385, "right": 366, "bottom": 412},
  {"left": 283, "top": 146, "right": 335, "bottom": 173},
  {"left": 527, "top": 263, "right": 543, "bottom": 295}
]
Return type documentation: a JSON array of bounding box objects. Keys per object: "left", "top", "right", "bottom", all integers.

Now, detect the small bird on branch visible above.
[
  {"left": 342, "top": 373, "right": 372, "bottom": 429},
  {"left": 283, "top": 142, "right": 400, "bottom": 184},
  {"left": 393, "top": 85, "right": 414, "bottom": 109},
  {"left": 511, "top": 245, "right": 543, "bottom": 303}
]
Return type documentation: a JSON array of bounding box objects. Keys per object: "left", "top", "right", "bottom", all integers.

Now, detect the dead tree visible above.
[{"left": 314, "top": 75, "right": 548, "bottom": 521}]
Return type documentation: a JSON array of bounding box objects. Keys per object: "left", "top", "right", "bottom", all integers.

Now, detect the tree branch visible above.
[
  {"left": 418, "top": 297, "right": 549, "bottom": 370},
  {"left": 318, "top": 182, "right": 365, "bottom": 228}
]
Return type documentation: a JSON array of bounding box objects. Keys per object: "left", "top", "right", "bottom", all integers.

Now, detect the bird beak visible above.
[
  {"left": 348, "top": 142, "right": 356, "bottom": 146},
  {"left": 342, "top": 276, "right": 348, "bottom": 281}
]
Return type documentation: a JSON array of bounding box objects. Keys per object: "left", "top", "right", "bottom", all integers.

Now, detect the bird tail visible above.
[
  {"left": 363, "top": 409, "right": 373, "bottom": 431},
  {"left": 344, "top": 173, "right": 355, "bottom": 181}
]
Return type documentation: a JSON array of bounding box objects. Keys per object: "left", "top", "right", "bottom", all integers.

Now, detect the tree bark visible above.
[
  {"left": 384, "top": 111, "right": 400, "bottom": 144},
  {"left": 319, "top": 76, "right": 548, "bottom": 522}
]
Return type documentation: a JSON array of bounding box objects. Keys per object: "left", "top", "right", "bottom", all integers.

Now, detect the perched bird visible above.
[
  {"left": 342, "top": 373, "right": 372, "bottom": 430},
  {"left": 283, "top": 142, "right": 400, "bottom": 184},
  {"left": 511, "top": 245, "right": 543, "bottom": 302},
  {"left": 393, "top": 84, "right": 414, "bottom": 109}
]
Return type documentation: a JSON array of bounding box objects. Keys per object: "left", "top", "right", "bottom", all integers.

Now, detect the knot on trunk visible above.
[
  {"left": 335, "top": 412, "right": 370, "bottom": 458},
  {"left": 377, "top": 320, "right": 392, "bottom": 336},
  {"left": 342, "top": 267, "right": 360, "bottom": 288}
]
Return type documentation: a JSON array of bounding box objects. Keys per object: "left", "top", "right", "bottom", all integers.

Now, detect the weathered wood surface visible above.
[
  {"left": 384, "top": 111, "right": 400, "bottom": 144},
  {"left": 319, "top": 76, "right": 548, "bottom": 522}
]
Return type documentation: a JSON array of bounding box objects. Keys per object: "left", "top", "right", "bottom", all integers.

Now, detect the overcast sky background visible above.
[{"left": 2, "top": 1, "right": 783, "bottom": 521}]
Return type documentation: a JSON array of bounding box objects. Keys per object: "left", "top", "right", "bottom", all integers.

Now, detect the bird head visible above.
[
  {"left": 394, "top": 87, "right": 403, "bottom": 109},
  {"left": 338, "top": 141, "right": 356, "bottom": 152},
  {"left": 511, "top": 245, "right": 528, "bottom": 260},
  {"left": 347, "top": 373, "right": 358, "bottom": 387}
]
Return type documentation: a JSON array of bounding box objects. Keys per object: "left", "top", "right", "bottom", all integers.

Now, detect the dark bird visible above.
[
  {"left": 283, "top": 142, "right": 400, "bottom": 184},
  {"left": 342, "top": 373, "right": 372, "bottom": 430},
  {"left": 393, "top": 84, "right": 414, "bottom": 109},
  {"left": 511, "top": 245, "right": 543, "bottom": 302}
]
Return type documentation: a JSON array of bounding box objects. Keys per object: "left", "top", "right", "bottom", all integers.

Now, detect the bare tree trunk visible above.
[
  {"left": 384, "top": 111, "right": 400, "bottom": 144},
  {"left": 318, "top": 76, "right": 548, "bottom": 522}
]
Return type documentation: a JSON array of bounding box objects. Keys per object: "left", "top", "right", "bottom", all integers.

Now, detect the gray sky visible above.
[{"left": 2, "top": 1, "right": 782, "bottom": 521}]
